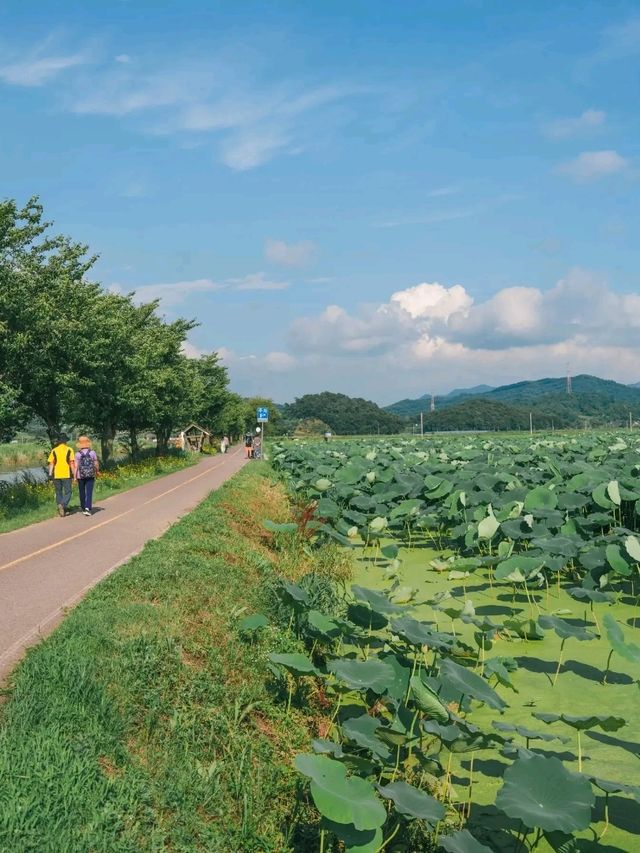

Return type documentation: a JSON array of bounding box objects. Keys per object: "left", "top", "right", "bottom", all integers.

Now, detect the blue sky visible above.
[{"left": 1, "top": 0, "right": 639, "bottom": 403}]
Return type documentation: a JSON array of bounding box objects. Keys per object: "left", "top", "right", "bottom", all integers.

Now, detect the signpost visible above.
[{"left": 256, "top": 407, "right": 269, "bottom": 459}]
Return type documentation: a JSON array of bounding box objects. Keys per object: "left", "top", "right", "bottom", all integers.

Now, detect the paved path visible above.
[{"left": 0, "top": 448, "right": 246, "bottom": 679}]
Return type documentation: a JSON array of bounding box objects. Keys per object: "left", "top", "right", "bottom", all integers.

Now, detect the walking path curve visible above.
[{"left": 0, "top": 447, "right": 246, "bottom": 679}]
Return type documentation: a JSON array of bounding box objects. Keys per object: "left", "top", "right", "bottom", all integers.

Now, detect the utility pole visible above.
[
  {"left": 430, "top": 395, "right": 435, "bottom": 412},
  {"left": 529, "top": 412, "right": 533, "bottom": 435},
  {"left": 630, "top": 412, "right": 633, "bottom": 431},
  {"left": 566, "top": 364, "right": 572, "bottom": 395},
  {"left": 420, "top": 412, "right": 424, "bottom": 437}
]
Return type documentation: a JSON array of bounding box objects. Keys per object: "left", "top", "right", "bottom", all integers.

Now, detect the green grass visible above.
[
  {"left": 0, "top": 453, "right": 198, "bottom": 534},
  {"left": 0, "top": 441, "right": 47, "bottom": 472},
  {"left": 0, "top": 465, "right": 323, "bottom": 852}
]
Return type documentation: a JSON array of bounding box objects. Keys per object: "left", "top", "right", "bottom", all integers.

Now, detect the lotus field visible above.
[{"left": 266, "top": 433, "right": 640, "bottom": 852}]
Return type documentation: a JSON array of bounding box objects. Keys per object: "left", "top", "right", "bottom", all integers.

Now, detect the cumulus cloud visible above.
[
  {"left": 282, "top": 269, "right": 640, "bottom": 397},
  {"left": 544, "top": 109, "right": 605, "bottom": 139},
  {"left": 556, "top": 150, "right": 628, "bottom": 182},
  {"left": 265, "top": 238, "right": 317, "bottom": 268}
]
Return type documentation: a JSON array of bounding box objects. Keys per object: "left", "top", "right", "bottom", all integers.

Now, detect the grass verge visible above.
[
  {"left": 0, "top": 452, "right": 197, "bottom": 534},
  {"left": 0, "top": 464, "right": 348, "bottom": 852}
]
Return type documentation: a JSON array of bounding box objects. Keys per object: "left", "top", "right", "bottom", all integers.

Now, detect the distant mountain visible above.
[
  {"left": 447, "top": 384, "right": 495, "bottom": 399},
  {"left": 387, "top": 385, "right": 494, "bottom": 416},
  {"left": 387, "top": 374, "right": 640, "bottom": 429},
  {"left": 629, "top": 382, "right": 640, "bottom": 389}
]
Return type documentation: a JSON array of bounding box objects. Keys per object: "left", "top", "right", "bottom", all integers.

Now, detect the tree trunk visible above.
[
  {"left": 101, "top": 424, "right": 116, "bottom": 465},
  {"left": 45, "top": 420, "right": 61, "bottom": 444},
  {"left": 129, "top": 427, "right": 140, "bottom": 459},
  {"left": 155, "top": 427, "right": 170, "bottom": 456}
]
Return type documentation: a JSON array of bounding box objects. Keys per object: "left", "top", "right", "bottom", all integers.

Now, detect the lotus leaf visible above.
[
  {"left": 328, "top": 657, "right": 396, "bottom": 694},
  {"left": 439, "top": 658, "right": 507, "bottom": 711},
  {"left": 294, "top": 754, "right": 386, "bottom": 830},
  {"left": 377, "top": 780, "right": 445, "bottom": 821},
  {"left": 625, "top": 534, "right": 640, "bottom": 562},
  {"left": 342, "top": 714, "right": 392, "bottom": 761},
  {"left": 537, "top": 615, "right": 596, "bottom": 641},
  {"left": 603, "top": 613, "right": 640, "bottom": 663},
  {"left": 605, "top": 543, "right": 632, "bottom": 576},
  {"left": 408, "top": 676, "right": 449, "bottom": 723},
  {"left": 320, "top": 819, "right": 383, "bottom": 853},
  {"left": 477, "top": 508, "right": 499, "bottom": 540},
  {"left": 439, "top": 829, "right": 493, "bottom": 853},
  {"left": 238, "top": 613, "right": 269, "bottom": 632},
  {"left": 268, "top": 653, "right": 319, "bottom": 677},
  {"left": 495, "top": 555, "right": 544, "bottom": 583},
  {"left": 533, "top": 711, "right": 626, "bottom": 732},
  {"left": 351, "top": 585, "right": 404, "bottom": 615},
  {"left": 495, "top": 755, "right": 595, "bottom": 832}
]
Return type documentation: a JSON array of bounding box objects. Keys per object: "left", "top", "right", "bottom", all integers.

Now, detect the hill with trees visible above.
[
  {"left": 388, "top": 375, "right": 640, "bottom": 431},
  {"left": 282, "top": 392, "right": 404, "bottom": 435}
]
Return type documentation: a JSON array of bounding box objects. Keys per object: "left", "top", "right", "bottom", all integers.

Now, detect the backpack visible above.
[{"left": 78, "top": 449, "right": 96, "bottom": 479}]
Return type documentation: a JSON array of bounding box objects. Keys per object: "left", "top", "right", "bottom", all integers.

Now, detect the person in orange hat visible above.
[{"left": 74, "top": 436, "right": 100, "bottom": 516}]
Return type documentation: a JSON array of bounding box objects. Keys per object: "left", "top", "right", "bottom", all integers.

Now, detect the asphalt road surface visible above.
[{"left": 0, "top": 447, "right": 246, "bottom": 680}]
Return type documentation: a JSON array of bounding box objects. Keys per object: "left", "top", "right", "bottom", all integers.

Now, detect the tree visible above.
[
  {"left": 282, "top": 392, "right": 404, "bottom": 435},
  {"left": 0, "top": 197, "right": 97, "bottom": 440}
]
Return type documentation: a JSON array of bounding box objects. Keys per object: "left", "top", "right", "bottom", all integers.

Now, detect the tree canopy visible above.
[
  {"left": 0, "top": 197, "right": 233, "bottom": 459},
  {"left": 282, "top": 392, "right": 404, "bottom": 435}
]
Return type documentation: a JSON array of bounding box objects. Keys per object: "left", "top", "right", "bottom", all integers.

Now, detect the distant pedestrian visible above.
[
  {"left": 48, "top": 433, "right": 76, "bottom": 517},
  {"left": 244, "top": 433, "right": 253, "bottom": 458},
  {"left": 220, "top": 435, "right": 230, "bottom": 454},
  {"left": 75, "top": 436, "right": 99, "bottom": 517}
]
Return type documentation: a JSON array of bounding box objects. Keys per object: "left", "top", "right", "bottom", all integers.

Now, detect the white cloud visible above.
[
  {"left": 0, "top": 47, "right": 89, "bottom": 86},
  {"left": 263, "top": 351, "right": 297, "bottom": 371},
  {"left": 265, "top": 238, "right": 317, "bottom": 268},
  {"left": 556, "top": 150, "right": 628, "bottom": 182},
  {"left": 181, "top": 340, "right": 205, "bottom": 359},
  {"left": 544, "top": 109, "right": 605, "bottom": 139},
  {"left": 281, "top": 269, "right": 640, "bottom": 399},
  {"left": 220, "top": 127, "right": 291, "bottom": 170},
  {"left": 114, "top": 54, "right": 131, "bottom": 64},
  {"left": 390, "top": 281, "right": 472, "bottom": 321},
  {"left": 117, "top": 278, "right": 223, "bottom": 307},
  {"left": 230, "top": 272, "right": 289, "bottom": 291}
]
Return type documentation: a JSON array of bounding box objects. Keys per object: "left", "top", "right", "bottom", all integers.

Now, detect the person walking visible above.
[
  {"left": 47, "top": 433, "right": 76, "bottom": 517},
  {"left": 220, "top": 435, "right": 229, "bottom": 454},
  {"left": 75, "top": 436, "right": 99, "bottom": 517},
  {"left": 244, "top": 433, "right": 253, "bottom": 459}
]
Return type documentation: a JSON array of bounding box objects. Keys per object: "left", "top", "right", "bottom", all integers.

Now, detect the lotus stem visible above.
[
  {"left": 377, "top": 821, "right": 401, "bottom": 852},
  {"left": 599, "top": 793, "right": 610, "bottom": 840},
  {"left": 591, "top": 603, "right": 601, "bottom": 635},
  {"left": 319, "top": 828, "right": 325, "bottom": 853},
  {"left": 390, "top": 743, "right": 402, "bottom": 783},
  {"left": 602, "top": 648, "right": 614, "bottom": 685},
  {"left": 286, "top": 679, "right": 294, "bottom": 715},
  {"left": 466, "top": 751, "right": 475, "bottom": 819},
  {"left": 577, "top": 730, "right": 582, "bottom": 772},
  {"left": 552, "top": 638, "right": 566, "bottom": 686}
]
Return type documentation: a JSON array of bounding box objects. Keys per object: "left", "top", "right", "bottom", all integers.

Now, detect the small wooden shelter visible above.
[{"left": 182, "top": 423, "right": 210, "bottom": 452}]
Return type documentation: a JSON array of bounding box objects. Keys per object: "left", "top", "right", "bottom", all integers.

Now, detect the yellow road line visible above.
[{"left": 0, "top": 449, "right": 243, "bottom": 574}]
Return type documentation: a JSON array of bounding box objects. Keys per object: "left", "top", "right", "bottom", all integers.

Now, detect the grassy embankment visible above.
[
  {"left": 0, "top": 464, "right": 349, "bottom": 852},
  {"left": 0, "top": 451, "right": 198, "bottom": 534},
  {"left": 0, "top": 441, "right": 47, "bottom": 472}
]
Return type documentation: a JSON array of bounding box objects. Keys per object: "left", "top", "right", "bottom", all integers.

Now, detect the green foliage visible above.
[
  {"left": 268, "top": 431, "right": 640, "bottom": 851},
  {"left": 0, "top": 196, "right": 230, "bottom": 458},
  {"left": 387, "top": 373, "right": 640, "bottom": 430},
  {"left": 282, "top": 391, "right": 405, "bottom": 435}
]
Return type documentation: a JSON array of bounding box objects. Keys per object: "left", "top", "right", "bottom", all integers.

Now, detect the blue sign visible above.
[{"left": 257, "top": 406, "right": 269, "bottom": 422}]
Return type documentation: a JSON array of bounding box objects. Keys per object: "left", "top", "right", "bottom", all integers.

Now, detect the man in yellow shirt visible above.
[{"left": 47, "top": 433, "right": 76, "bottom": 517}]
